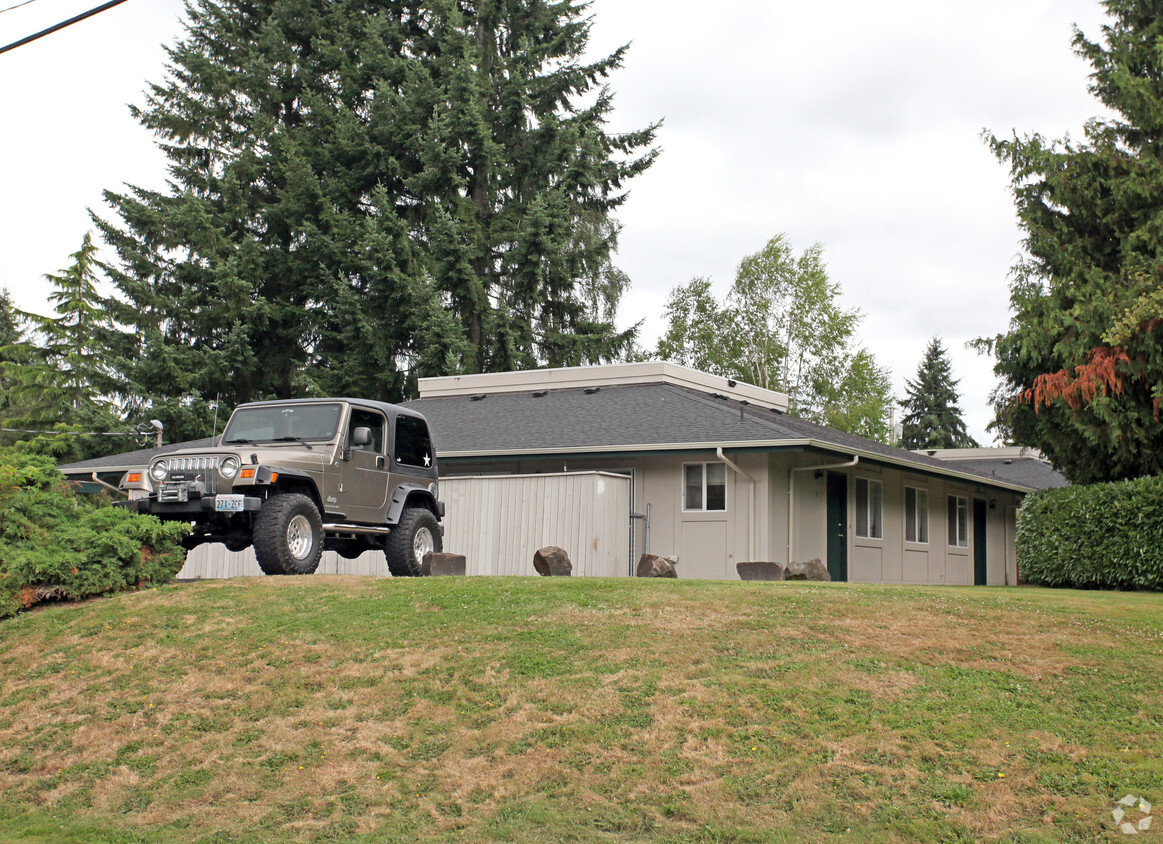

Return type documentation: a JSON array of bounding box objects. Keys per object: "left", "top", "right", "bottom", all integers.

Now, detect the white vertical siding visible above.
[
  {"left": 175, "top": 471, "right": 630, "bottom": 579},
  {"left": 440, "top": 472, "right": 630, "bottom": 577}
]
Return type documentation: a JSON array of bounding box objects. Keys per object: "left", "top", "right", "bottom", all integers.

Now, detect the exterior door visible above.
[
  {"left": 826, "top": 472, "right": 848, "bottom": 582},
  {"left": 326, "top": 408, "right": 390, "bottom": 524},
  {"left": 973, "top": 499, "right": 988, "bottom": 585}
]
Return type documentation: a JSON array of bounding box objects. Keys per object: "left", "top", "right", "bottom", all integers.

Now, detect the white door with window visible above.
[{"left": 679, "top": 462, "right": 730, "bottom": 579}]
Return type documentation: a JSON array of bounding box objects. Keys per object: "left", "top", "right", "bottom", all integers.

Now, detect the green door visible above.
[
  {"left": 973, "top": 499, "right": 988, "bottom": 586},
  {"left": 826, "top": 472, "right": 848, "bottom": 582}
]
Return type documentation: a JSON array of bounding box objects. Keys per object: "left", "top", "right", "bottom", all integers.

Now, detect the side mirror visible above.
[{"left": 351, "top": 427, "right": 372, "bottom": 448}]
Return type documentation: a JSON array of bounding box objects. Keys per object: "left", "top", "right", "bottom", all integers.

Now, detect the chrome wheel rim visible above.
[
  {"left": 287, "top": 515, "right": 313, "bottom": 560},
  {"left": 413, "top": 526, "right": 435, "bottom": 563}
]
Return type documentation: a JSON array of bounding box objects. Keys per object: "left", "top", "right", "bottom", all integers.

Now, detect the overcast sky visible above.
[{"left": 0, "top": 0, "right": 1114, "bottom": 441}]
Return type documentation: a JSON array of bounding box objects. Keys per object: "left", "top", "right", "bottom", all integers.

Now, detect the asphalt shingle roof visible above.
[
  {"left": 942, "top": 458, "right": 1067, "bottom": 490},
  {"left": 58, "top": 382, "right": 1041, "bottom": 494},
  {"left": 403, "top": 382, "right": 1032, "bottom": 492},
  {"left": 58, "top": 437, "right": 219, "bottom": 475}
]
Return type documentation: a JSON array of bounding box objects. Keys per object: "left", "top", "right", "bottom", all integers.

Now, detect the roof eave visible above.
[{"left": 436, "top": 438, "right": 1035, "bottom": 494}]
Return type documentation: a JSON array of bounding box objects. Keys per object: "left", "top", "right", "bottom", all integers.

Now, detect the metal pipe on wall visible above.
[{"left": 716, "top": 447, "right": 756, "bottom": 562}]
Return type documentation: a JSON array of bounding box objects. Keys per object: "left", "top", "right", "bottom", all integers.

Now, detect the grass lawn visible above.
[{"left": 0, "top": 576, "right": 1160, "bottom": 842}]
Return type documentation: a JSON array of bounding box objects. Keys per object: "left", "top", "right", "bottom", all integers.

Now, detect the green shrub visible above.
[
  {"left": 0, "top": 446, "right": 189, "bottom": 618},
  {"left": 1017, "top": 476, "right": 1163, "bottom": 591}
]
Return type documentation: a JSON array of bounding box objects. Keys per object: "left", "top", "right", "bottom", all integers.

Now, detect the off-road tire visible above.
[
  {"left": 385, "top": 507, "right": 441, "bottom": 577},
  {"left": 253, "top": 493, "right": 323, "bottom": 575}
]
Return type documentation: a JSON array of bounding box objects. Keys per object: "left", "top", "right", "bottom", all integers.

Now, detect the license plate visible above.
[{"left": 215, "top": 494, "right": 247, "bottom": 512}]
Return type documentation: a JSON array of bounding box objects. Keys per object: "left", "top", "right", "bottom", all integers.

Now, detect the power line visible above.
[
  {"left": 1, "top": 426, "right": 142, "bottom": 437},
  {"left": 0, "top": 0, "right": 43, "bottom": 17},
  {"left": 0, "top": 0, "right": 128, "bottom": 56}
]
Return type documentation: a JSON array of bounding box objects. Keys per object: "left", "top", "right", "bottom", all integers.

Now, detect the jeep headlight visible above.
[
  {"left": 149, "top": 460, "right": 169, "bottom": 482},
  {"left": 219, "top": 456, "right": 240, "bottom": 480},
  {"left": 428, "top": 482, "right": 438, "bottom": 497}
]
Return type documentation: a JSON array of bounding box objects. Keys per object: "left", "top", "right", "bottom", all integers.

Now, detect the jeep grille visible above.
[
  {"left": 169, "top": 456, "right": 221, "bottom": 474},
  {"left": 166, "top": 455, "right": 222, "bottom": 494}
]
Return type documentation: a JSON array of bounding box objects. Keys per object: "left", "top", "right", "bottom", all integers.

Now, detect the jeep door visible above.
[{"left": 334, "top": 407, "right": 390, "bottom": 524}]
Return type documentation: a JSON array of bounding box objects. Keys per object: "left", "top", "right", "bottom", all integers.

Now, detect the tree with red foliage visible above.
[{"left": 981, "top": 2, "right": 1163, "bottom": 483}]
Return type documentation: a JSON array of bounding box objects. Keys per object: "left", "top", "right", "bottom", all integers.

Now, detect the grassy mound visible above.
[{"left": 1, "top": 577, "right": 1160, "bottom": 842}]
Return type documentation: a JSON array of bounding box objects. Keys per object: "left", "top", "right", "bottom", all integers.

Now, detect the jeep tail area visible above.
[{"left": 116, "top": 398, "right": 443, "bottom": 576}]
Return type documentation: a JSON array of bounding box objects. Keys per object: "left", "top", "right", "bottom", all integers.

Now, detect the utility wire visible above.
[
  {"left": 0, "top": 0, "right": 43, "bottom": 17},
  {"left": 0, "top": 0, "right": 127, "bottom": 56},
  {"left": 1, "top": 426, "right": 143, "bottom": 437}
]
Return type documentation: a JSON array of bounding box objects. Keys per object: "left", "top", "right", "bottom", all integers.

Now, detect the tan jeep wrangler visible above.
[{"left": 117, "top": 398, "right": 442, "bottom": 576}]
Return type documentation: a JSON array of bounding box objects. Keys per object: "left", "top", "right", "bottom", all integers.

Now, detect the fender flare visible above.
[
  {"left": 386, "top": 485, "right": 441, "bottom": 525},
  {"left": 266, "top": 466, "right": 323, "bottom": 510}
]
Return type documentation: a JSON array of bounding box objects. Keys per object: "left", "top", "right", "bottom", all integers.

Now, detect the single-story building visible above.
[
  {"left": 59, "top": 362, "right": 1049, "bottom": 584},
  {"left": 402, "top": 363, "right": 1034, "bottom": 585}
]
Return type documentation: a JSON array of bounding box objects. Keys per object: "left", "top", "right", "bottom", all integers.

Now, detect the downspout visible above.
[
  {"left": 787, "top": 455, "right": 859, "bottom": 565},
  {"left": 716, "top": 447, "right": 756, "bottom": 562}
]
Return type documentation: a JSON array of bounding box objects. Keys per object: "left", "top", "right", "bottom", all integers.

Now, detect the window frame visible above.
[
  {"left": 394, "top": 414, "right": 434, "bottom": 469},
  {"left": 855, "top": 477, "right": 883, "bottom": 540},
  {"left": 348, "top": 408, "right": 387, "bottom": 454},
  {"left": 682, "top": 462, "right": 727, "bottom": 512},
  {"left": 948, "top": 494, "right": 969, "bottom": 548},
  {"left": 905, "top": 486, "right": 929, "bottom": 544}
]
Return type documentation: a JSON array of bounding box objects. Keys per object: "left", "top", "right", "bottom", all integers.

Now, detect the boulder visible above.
[
  {"left": 421, "top": 552, "right": 467, "bottom": 577},
  {"left": 636, "top": 553, "right": 678, "bottom": 578},
  {"left": 533, "top": 546, "right": 572, "bottom": 577},
  {"left": 785, "top": 558, "right": 831, "bottom": 581},
  {"left": 736, "top": 561, "right": 785, "bottom": 581}
]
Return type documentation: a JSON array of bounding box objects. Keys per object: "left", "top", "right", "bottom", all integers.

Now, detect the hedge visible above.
[
  {"left": 1017, "top": 475, "right": 1163, "bottom": 591},
  {"left": 0, "top": 447, "right": 189, "bottom": 618}
]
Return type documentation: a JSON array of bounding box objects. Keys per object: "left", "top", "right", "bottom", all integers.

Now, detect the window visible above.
[
  {"left": 855, "top": 478, "right": 882, "bottom": 539},
  {"left": 905, "top": 487, "right": 928, "bottom": 543},
  {"left": 348, "top": 409, "right": 385, "bottom": 453},
  {"left": 948, "top": 495, "right": 969, "bottom": 547},
  {"left": 222, "top": 403, "right": 341, "bottom": 443},
  {"left": 683, "top": 463, "right": 726, "bottom": 511},
  {"left": 395, "top": 415, "right": 433, "bottom": 468}
]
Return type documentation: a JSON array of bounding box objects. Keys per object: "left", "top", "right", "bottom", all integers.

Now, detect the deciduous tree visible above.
[{"left": 653, "top": 234, "right": 894, "bottom": 441}]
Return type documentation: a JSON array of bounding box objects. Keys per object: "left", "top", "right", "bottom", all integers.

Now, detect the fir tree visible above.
[
  {"left": 96, "top": 0, "right": 657, "bottom": 432},
  {"left": 3, "top": 236, "right": 128, "bottom": 459},
  {"left": 982, "top": 0, "right": 1163, "bottom": 482},
  {"left": 899, "top": 338, "right": 977, "bottom": 450},
  {"left": 0, "top": 288, "right": 27, "bottom": 431}
]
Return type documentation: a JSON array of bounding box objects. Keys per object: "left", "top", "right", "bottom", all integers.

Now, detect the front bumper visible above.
[{"left": 115, "top": 496, "right": 263, "bottom": 517}]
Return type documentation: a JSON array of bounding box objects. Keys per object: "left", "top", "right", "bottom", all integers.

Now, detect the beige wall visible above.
[
  {"left": 443, "top": 451, "right": 1025, "bottom": 585},
  {"left": 780, "top": 459, "right": 1023, "bottom": 586}
]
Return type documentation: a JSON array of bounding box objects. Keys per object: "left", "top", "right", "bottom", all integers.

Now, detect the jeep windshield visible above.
[{"left": 222, "top": 403, "right": 342, "bottom": 444}]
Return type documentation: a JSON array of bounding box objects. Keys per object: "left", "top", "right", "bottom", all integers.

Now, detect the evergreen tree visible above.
[
  {"left": 2, "top": 236, "right": 129, "bottom": 459},
  {"left": 96, "top": 0, "right": 656, "bottom": 434},
  {"left": 898, "top": 338, "right": 977, "bottom": 450},
  {"left": 653, "top": 234, "right": 895, "bottom": 441},
  {"left": 0, "top": 288, "right": 27, "bottom": 431},
  {"left": 982, "top": 0, "right": 1163, "bottom": 482},
  {"left": 0, "top": 289, "right": 20, "bottom": 348}
]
